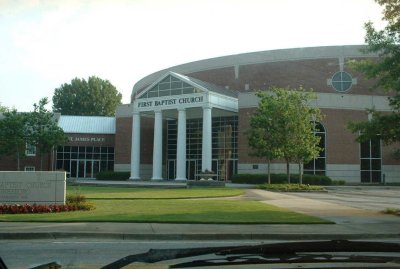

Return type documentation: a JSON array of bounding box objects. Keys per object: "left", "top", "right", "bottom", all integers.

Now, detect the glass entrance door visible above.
[
  {"left": 186, "top": 160, "right": 199, "bottom": 180},
  {"left": 167, "top": 160, "right": 176, "bottom": 180},
  {"left": 70, "top": 160, "right": 77, "bottom": 178}
]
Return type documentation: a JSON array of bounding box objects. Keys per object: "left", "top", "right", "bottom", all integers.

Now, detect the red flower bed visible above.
[{"left": 0, "top": 204, "right": 79, "bottom": 214}]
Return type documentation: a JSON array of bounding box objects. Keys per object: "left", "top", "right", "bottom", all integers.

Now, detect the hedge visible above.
[
  {"left": 231, "top": 173, "right": 333, "bottom": 185},
  {"left": 96, "top": 171, "right": 130, "bottom": 181}
]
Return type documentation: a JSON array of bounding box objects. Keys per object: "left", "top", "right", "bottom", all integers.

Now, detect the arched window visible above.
[{"left": 304, "top": 122, "right": 326, "bottom": 175}]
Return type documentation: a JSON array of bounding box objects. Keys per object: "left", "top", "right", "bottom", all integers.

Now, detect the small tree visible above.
[
  {"left": 26, "top": 98, "right": 67, "bottom": 170},
  {"left": 247, "top": 91, "right": 284, "bottom": 183},
  {"left": 247, "top": 87, "right": 322, "bottom": 184}
]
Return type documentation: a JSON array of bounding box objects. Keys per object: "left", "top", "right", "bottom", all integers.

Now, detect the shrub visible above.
[
  {"left": 382, "top": 208, "right": 400, "bottom": 216},
  {"left": 66, "top": 188, "right": 95, "bottom": 211},
  {"left": 0, "top": 204, "right": 77, "bottom": 214},
  {"left": 258, "top": 183, "right": 325, "bottom": 192},
  {"left": 96, "top": 171, "right": 130, "bottom": 181},
  {"left": 231, "top": 173, "right": 333, "bottom": 185},
  {"left": 332, "top": 180, "right": 346, "bottom": 185}
]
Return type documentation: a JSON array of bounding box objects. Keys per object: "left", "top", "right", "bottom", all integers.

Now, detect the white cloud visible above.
[{"left": 0, "top": 0, "right": 385, "bottom": 111}]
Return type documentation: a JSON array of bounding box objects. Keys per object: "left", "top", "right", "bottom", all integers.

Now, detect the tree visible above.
[
  {"left": 53, "top": 76, "right": 122, "bottom": 116},
  {"left": 0, "top": 103, "right": 8, "bottom": 113},
  {"left": 277, "top": 88, "right": 322, "bottom": 183},
  {"left": 247, "top": 87, "right": 322, "bottom": 184},
  {"left": 348, "top": 0, "right": 400, "bottom": 156},
  {"left": 26, "top": 98, "right": 67, "bottom": 170},
  {"left": 289, "top": 107, "right": 322, "bottom": 184},
  {"left": 0, "top": 109, "right": 28, "bottom": 171},
  {"left": 247, "top": 91, "right": 284, "bottom": 184}
]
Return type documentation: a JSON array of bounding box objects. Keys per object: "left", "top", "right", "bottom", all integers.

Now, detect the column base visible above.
[
  {"left": 151, "top": 177, "right": 163, "bottom": 181},
  {"left": 175, "top": 178, "right": 187, "bottom": 181},
  {"left": 129, "top": 177, "right": 141, "bottom": 181}
]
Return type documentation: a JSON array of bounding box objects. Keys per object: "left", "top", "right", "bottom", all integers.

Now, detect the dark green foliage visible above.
[
  {"left": 53, "top": 76, "right": 122, "bottom": 116},
  {"left": 0, "top": 110, "right": 28, "bottom": 170},
  {"left": 332, "top": 180, "right": 346, "bottom": 185},
  {"left": 231, "top": 173, "right": 332, "bottom": 185},
  {"left": 27, "top": 98, "right": 67, "bottom": 170},
  {"left": 348, "top": 0, "right": 400, "bottom": 157},
  {"left": 96, "top": 171, "right": 130, "bottom": 181},
  {"left": 0, "top": 98, "right": 66, "bottom": 170}
]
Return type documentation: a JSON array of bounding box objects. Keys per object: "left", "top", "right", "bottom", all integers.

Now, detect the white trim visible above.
[
  {"left": 239, "top": 92, "right": 391, "bottom": 111},
  {"left": 382, "top": 165, "right": 400, "bottom": 183},
  {"left": 136, "top": 71, "right": 208, "bottom": 100},
  {"left": 24, "top": 166, "right": 35, "bottom": 172},
  {"left": 25, "top": 143, "right": 36, "bottom": 156},
  {"left": 326, "top": 164, "right": 361, "bottom": 183}
]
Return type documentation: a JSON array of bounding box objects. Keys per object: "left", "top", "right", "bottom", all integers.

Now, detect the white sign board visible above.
[{"left": 0, "top": 172, "right": 66, "bottom": 205}]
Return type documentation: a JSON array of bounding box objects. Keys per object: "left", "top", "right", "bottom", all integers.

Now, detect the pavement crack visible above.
[{"left": 149, "top": 223, "right": 156, "bottom": 233}]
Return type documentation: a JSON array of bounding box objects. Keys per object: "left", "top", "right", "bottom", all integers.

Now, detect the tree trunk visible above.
[
  {"left": 267, "top": 159, "right": 271, "bottom": 184},
  {"left": 16, "top": 142, "right": 20, "bottom": 171},
  {"left": 16, "top": 151, "right": 20, "bottom": 171},
  {"left": 286, "top": 159, "right": 290, "bottom": 184},
  {"left": 299, "top": 162, "right": 303, "bottom": 185},
  {"left": 40, "top": 152, "right": 43, "bottom": 171}
]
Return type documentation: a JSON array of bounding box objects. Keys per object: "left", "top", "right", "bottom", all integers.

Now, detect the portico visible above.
[{"left": 130, "top": 72, "right": 238, "bottom": 181}]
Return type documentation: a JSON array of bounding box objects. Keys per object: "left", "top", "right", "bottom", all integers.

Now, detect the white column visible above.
[
  {"left": 175, "top": 108, "right": 187, "bottom": 180},
  {"left": 202, "top": 105, "right": 212, "bottom": 172},
  {"left": 130, "top": 111, "right": 141, "bottom": 180},
  {"left": 151, "top": 110, "right": 163, "bottom": 180}
]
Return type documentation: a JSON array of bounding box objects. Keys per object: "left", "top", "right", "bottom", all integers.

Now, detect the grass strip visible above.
[
  {"left": 67, "top": 186, "right": 244, "bottom": 199},
  {"left": 0, "top": 199, "right": 332, "bottom": 224}
]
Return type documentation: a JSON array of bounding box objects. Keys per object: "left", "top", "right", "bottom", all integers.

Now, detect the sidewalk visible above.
[{"left": 1, "top": 186, "right": 399, "bottom": 241}]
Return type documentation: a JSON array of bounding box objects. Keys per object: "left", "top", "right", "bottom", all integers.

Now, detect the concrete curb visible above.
[{"left": 1, "top": 232, "right": 400, "bottom": 241}]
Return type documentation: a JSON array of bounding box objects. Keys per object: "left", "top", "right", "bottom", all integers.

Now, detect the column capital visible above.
[
  {"left": 133, "top": 111, "right": 140, "bottom": 116},
  {"left": 177, "top": 107, "right": 186, "bottom": 112},
  {"left": 203, "top": 104, "right": 212, "bottom": 110}
]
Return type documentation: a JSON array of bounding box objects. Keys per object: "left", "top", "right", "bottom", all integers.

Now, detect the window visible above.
[
  {"left": 139, "top": 75, "right": 201, "bottom": 99},
  {"left": 55, "top": 146, "right": 115, "bottom": 178},
  {"left": 25, "top": 143, "right": 36, "bottom": 156},
  {"left": 331, "top": 71, "right": 353, "bottom": 92},
  {"left": 166, "top": 116, "right": 238, "bottom": 181},
  {"left": 304, "top": 122, "right": 326, "bottom": 175},
  {"left": 24, "top": 166, "right": 35, "bottom": 171},
  {"left": 360, "top": 138, "right": 382, "bottom": 183}
]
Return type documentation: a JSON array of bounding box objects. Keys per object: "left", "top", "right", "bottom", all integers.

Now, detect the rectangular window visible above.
[
  {"left": 55, "top": 146, "right": 114, "bottom": 178},
  {"left": 166, "top": 116, "right": 238, "bottom": 181},
  {"left": 25, "top": 143, "right": 36, "bottom": 156},
  {"left": 360, "top": 138, "right": 382, "bottom": 183},
  {"left": 24, "top": 166, "right": 35, "bottom": 171}
]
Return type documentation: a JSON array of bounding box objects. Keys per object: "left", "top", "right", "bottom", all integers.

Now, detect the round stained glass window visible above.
[{"left": 331, "top": 71, "right": 353, "bottom": 92}]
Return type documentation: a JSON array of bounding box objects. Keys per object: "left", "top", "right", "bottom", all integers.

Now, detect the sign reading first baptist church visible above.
[
  {"left": 137, "top": 95, "right": 204, "bottom": 110},
  {"left": 0, "top": 172, "right": 66, "bottom": 205}
]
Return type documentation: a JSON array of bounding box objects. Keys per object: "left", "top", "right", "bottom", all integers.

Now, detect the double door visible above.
[{"left": 70, "top": 160, "right": 100, "bottom": 179}]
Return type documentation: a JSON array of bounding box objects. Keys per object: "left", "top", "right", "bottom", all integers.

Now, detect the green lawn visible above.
[
  {"left": 67, "top": 186, "right": 244, "bottom": 199},
  {"left": 0, "top": 186, "right": 332, "bottom": 224},
  {"left": 0, "top": 199, "right": 331, "bottom": 224}
]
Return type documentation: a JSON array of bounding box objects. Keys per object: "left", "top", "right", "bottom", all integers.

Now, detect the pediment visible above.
[{"left": 137, "top": 72, "right": 205, "bottom": 99}]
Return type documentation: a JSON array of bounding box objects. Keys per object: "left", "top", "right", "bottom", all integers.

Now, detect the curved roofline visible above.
[{"left": 131, "top": 45, "right": 375, "bottom": 99}]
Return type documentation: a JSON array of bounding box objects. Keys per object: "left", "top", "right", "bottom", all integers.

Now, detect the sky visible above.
[{"left": 0, "top": 0, "right": 387, "bottom": 112}]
